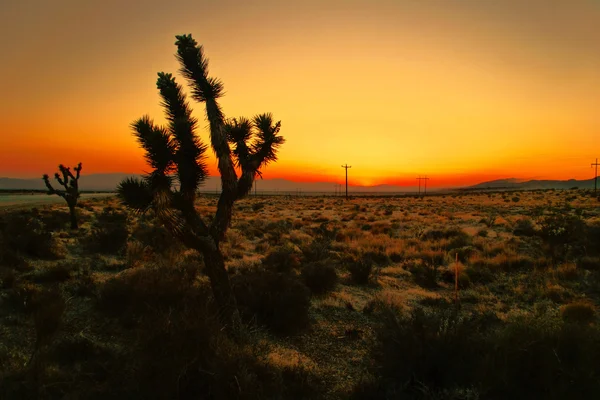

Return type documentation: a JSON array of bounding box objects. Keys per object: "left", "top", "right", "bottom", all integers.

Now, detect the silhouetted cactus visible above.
[
  {"left": 118, "top": 34, "right": 284, "bottom": 329},
  {"left": 42, "top": 163, "right": 82, "bottom": 229}
]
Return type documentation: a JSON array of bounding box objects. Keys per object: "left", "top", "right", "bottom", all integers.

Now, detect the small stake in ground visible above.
[{"left": 592, "top": 158, "right": 599, "bottom": 195}]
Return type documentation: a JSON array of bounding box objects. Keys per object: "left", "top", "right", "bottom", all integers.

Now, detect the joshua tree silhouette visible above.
[
  {"left": 42, "top": 163, "right": 82, "bottom": 229},
  {"left": 118, "top": 34, "right": 284, "bottom": 329}
]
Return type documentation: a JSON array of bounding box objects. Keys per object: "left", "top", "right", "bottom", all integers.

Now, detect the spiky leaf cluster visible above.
[{"left": 119, "top": 34, "right": 284, "bottom": 245}]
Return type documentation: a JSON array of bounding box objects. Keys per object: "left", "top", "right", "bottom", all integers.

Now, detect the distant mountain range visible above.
[
  {"left": 0, "top": 174, "right": 596, "bottom": 193},
  {"left": 0, "top": 174, "right": 419, "bottom": 193},
  {"left": 467, "top": 178, "right": 596, "bottom": 190}
]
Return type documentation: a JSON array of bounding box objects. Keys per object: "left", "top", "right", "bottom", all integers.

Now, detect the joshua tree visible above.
[
  {"left": 43, "top": 163, "right": 82, "bottom": 229},
  {"left": 118, "top": 34, "right": 284, "bottom": 329}
]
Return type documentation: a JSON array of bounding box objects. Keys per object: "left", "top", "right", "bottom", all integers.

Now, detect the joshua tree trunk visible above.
[
  {"left": 68, "top": 204, "right": 78, "bottom": 230},
  {"left": 201, "top": 246, "right": 240, "bottom": 329}
]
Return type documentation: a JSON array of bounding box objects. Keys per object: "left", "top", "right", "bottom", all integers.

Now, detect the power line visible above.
[
  {"left": 416, "top": 176, "right": 430, "bottom": 195},
  {"left": 592, "top": 158, "right": 599, "bottom": 195},
  {"left": 341, "top": 164, "right": 352, "bottom": 200}
]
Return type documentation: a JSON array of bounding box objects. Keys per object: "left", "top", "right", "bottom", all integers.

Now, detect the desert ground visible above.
[
  {"left": 1, "top": 189, "right": 599, "bottom": 399},
  {"left": 0, "top": 193, "right": 115, "bottom": 208}
]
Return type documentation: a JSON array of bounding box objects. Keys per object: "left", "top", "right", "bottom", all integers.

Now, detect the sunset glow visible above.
[{"left": 1, "top": 0, "right": 599, "bottom": 187}]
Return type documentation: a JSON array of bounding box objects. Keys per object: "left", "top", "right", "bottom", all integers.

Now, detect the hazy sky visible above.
[{"left": 1, "top": 0, "right": 599, "bottom": 186}]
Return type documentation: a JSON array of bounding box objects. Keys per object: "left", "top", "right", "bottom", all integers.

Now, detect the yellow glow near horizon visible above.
[{"left": 1, "top": 0, "right": 599, "bottom": 186}]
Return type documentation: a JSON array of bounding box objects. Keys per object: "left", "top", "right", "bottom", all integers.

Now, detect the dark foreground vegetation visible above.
[{"left": 1, "top": 189, "right": 599, "bottom": 399}]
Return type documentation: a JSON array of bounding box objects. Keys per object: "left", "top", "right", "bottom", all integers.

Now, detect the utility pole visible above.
[
  {"left": 341, "top": 164, "right": 352, "bottom": 200},
  {"left": 592, "top": 158, "right": 599, "bottom": 195},
  {"left": 423, "top": 176, "right": 430, "bottom": 194}
]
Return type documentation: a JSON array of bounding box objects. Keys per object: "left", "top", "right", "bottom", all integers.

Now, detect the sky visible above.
[{"left": 1, "top": 0, "right": 599, "bottom": 187}]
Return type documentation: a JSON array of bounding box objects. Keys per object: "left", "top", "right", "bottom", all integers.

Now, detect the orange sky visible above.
[{"left": 1, "top": 0, "right": 599, "bottom": 187}]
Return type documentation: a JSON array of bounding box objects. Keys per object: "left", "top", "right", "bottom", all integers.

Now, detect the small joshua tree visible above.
[
  {"left": 43, "top": 163, "right": 82, "bottom": 229},
  {"left": 118, "top": 34, "right": 284, "bottom": 329}
]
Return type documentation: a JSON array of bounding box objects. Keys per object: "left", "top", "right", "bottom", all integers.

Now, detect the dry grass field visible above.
[{"left": 1, "top": 189, "right": 600, "bottom": 399}]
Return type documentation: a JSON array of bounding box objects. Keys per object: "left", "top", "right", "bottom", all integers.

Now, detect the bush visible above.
[
  {"left": 513, "top": 218, "right": 535, "bottom": 237},
  {"left": 561, "top": 301, "right": 596, "bottom": 324},
  {"left": 0, "top": 212, "right": 63, "bottom": 259},
  {"left": 0, "top": 267, "right": 16, "bottom": 288},
  {"left": 4, "top": 268, "right": 322, "bottom": 400},
  {"left": 451, "top": 246, "right": 477, "bottom": 263},
  {"left": 85, "top": 207, "right": 129, "bottom": 254},
  {"left": 232, "top": 270, "right": 311, "bottom": 335},
  {"left": 353, "top": 306, "right": 600, "bottom": 400},
  {"left": 422, "top": 227, "right": 468, "bottom": 242},
  {"left": 538, "top": 210, "right": 586, "bottom": 261},
  {"left": 577, "top": 256, "right": 600, "bottom": 271},
  {"left": 363, "top": 250, "right": 391, "bottom": 267},
  {"left": 27, "top": 262, "right": 73, "bottom": 283},
  {"left": 130, "top": 217, "right": 181, "bottom": 255},
  {"left": 440, "top": 265, "right": 471, "bottom": 289},
  {"left": 301, "top": 262, "right": 338, "bottom": 295},
  {"left": 346, "top": 257, "right": 374, "bottom": 285},
  {"left": 98, "top": 264, "right": 198, "bottom": 321},
  {"left": 465, "top": 264, "right": 496, "bottom": 284},
  {"left": 262, "top": 243, "right": 302, "bottom": 273},
  {"left": 407, "top": 260, "right": 440, "bottom": 288}
]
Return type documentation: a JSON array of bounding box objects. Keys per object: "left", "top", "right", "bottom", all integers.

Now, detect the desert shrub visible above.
[
  {"left": 486, "top": 314, "right": 600, "bottom": 399},
  {"left": 561, "top": 301, "right": 596, "bottom": 324},
  {"left": 97, "top": 264, "right": 197, "bottom": 321},
  {"left": 583, "top": 222, "right": 600, "bottom": 256},
  {"left": 265, "top": 220, "right": 293, "bottom": 244},
  {"left": 38, "top": 209, "right": 72, "bottom": 231},
  {"left": 27, "top": 262, "right": 73, "bottom": 283},
  {"left": 4, "top": 272, "right": 322, "bottom": 400},
  {"left": 422, "top": 227, "right": 467, "bottom": 242},
  {"left": 0, "top": 212, "right": 63, "bottom": 259},
  {"left": 0, "top": 267, "right": 16, "bottom": 288},
  {"left": 556, "top": 263, "right": 578, "bottom": 280},
  {"left": 301, "top": 261, "right": 338, "bottom": 295},
  {"left": 451, "top": 246, "right": 477, "bottom": 263},
  {"left": 363, "top": 249, "right": 391, "bottom": 267},
  {"left": 125, "top": 240, "right": 151, "bottom": 268},
  {"left": 50, "top": 333, "right": 119, "bottom": 376},
  {"left": 480, "top": 212, "right": 497, "bottom": 228},
  {"left": 0, "top": 239, "right": 29, "bottom": 270},
  {"left": 407, "top": 260, "right": 440, "bottom": 288},
  {"left": 346, "top": 257, "right": 374, "bottom": 285},
  {"left": 483, "top": 254, "right": 535, "bottom": 272},
  {"left": 64, "top": 264, "right": 95, "bottom": 297},
  {"left": 232, "top": 270, "right": 311, "bottom": 335},
  {"left": 353, "top": 306, "right": 600, "bottom": 400},
  {"left": 85, "top": 207, "right": 129, "bottom": 254},
  {"left": 538, "top": 209, "right": 586, "bottom": 261},
  {"left": 417, "top": 249, "right": 445, "bottom": 267},
  {"left": 465, "top": 263, "right": 496, "bottom": 284},
  {"left": 513, "top": 218, "right": 536, "bottom": 237},
  {"left": 577, "top": 256, "right": 600, "bottom": 271},
  {"left": 130, "top": 217, "right": 180, "bottom": 254},
  {"left": 3, "top": 281, "right": 41, "bottom": 313},
  {"left": 301, "top": 238, "right": 331, "bottom": 263},
  {"left": 262, "top": 243, "right": 302, "bottom": 273},
  {"left": 446, "top": 232, "right": 472, "bottom": 251},
  {"left": 440, "top": 265, "right": 471, "bottom": 289},
  {"left": 353, "top": 306, "right": 490, "bottom": 398}
]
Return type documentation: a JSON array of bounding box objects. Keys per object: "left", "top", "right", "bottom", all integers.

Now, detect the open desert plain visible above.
[{"left": 1, "top": 190, "right": 600, "bottom": 399}]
